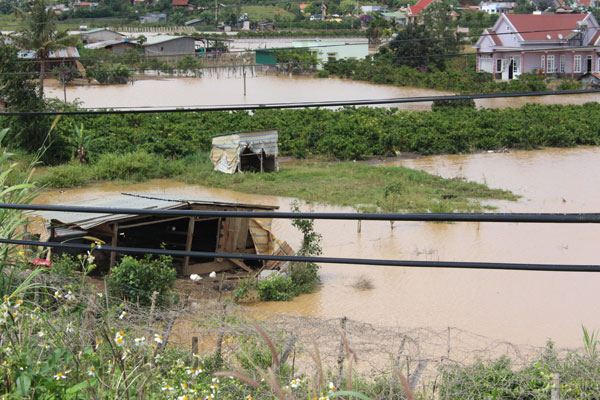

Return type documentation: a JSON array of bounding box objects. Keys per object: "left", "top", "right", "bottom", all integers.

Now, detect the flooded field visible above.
[
  {"left": 35, "top": 147, "right": 600, "bottom": 348},
  {"left": 46, "top": 75, "right": 600, "bottom": 111}
]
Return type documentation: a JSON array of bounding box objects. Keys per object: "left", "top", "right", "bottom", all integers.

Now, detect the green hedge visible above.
[{"left": 4, "top": 103, "right": 600, "bottom": 163}]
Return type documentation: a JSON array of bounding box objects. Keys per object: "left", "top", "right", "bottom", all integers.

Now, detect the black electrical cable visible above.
[
  {"left": 1, "top": 89, "right": 598, "bottom": 115},
  {"left": 2, "top": 237, "right": 599, "bottom": 272},
  {"left": 5, "top": 202, "right": 600, "bottom": 222}
]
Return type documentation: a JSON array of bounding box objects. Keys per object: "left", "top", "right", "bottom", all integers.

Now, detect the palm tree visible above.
[{"left": 11, "top": 0, "right": 74, "bottom": 96}]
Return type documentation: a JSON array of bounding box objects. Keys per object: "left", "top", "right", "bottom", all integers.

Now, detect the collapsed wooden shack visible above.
[
  {"left": 210, "top": 129, "right": 279, "bottom": 174},
  {"left": 32, "top": 193, "right": 293, "bottom": 275}
]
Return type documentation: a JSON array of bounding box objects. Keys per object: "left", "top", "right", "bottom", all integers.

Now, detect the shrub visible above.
[
  {"left": 92, "top": 151, "right": 161, "bottom": 181},
  {"left": 431, "top": 98, "right": 476, "bottom": 111},
  {"left": 37, "top": 163, "right": 90, "bottom": 188},
  {"left": 108, "top": 254, "right": 176, "bottom": 306},
  {"left": 257, "top": 275, "right": 295, "bottom": 301}
]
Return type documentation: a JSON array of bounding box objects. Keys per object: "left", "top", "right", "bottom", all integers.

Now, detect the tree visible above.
[
  {"left": 366, "top": 16, "right": 390, "bottom": 45},
  {"left": 388, "top": 1, "right": 463, "bottom": 70},
  {"left": 340, "top": 0, "right": 357, "bottom": 16},
  {"left": 11, "top": 0, "right": 74, "bottom": 96},
  {"left": 0, "top": 43, "right": 55, "bottom": 155},
  {"left": 514, "top": 0, "right": 536, "bottom": 13}
]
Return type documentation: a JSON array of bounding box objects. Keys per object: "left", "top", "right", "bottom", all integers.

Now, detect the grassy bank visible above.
[{"left": 37, "top": 151, "right": 517, "bottom": 213}]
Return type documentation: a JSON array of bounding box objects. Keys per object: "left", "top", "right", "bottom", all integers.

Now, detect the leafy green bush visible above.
[
  {"left": 432, "top": 98, "right": 476, "bottom": 111},
  {"left": 256, "top": 201, "right": 322, "bottom": 301},
  {"left": 108, "top": 254, "right": 176, "bottom": 306},
  {"left": 557, "top": 79, "right": 582, "bottom": 90},
  {"left": 92, "top": 151, "right": 179, "bottom": 181},
  {"left": 257, "top": 275, "right": 295, "bottom": 301},
  {"left": 37, "top": 163, "right": 90, "bottom": 187},
  {"left": 50, "top": 253, "right": 81, "bottom": 276},
  {"left": 110, "top": 63, "right": 131, "bottom": 84}
]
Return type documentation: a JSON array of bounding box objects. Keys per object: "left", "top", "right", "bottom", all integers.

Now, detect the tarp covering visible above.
[
  {"left": 248, "top": 218, "right": 294, "bottom": 268},
  {"left": 210, "top": 130, "right": 279, "bottom": 174}
]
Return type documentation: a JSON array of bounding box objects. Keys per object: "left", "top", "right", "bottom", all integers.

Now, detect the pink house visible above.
[{"left": 473, "top": 13, "right": 600, "bottom": 80}]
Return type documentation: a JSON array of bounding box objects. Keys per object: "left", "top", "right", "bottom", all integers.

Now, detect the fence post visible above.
[
  {"left": 214, "top": 303, "right": 228, "bottom": 367},
  {"left": 192, "top": 336, "right": 199, "bottom": 368},
  {"left": 336, "top": 316, "right": 348, "bottom": 387},
  {"left": 551, "top": 373, "right": 560, "bottom": 400}
]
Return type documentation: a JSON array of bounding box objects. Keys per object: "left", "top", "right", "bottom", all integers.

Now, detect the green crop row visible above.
[{"left": 4, "top": 102, "right": 600, "bottom": 164}]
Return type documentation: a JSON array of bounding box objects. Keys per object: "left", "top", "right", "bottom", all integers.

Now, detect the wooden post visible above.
[
  {"left": 551, "top": 373, "right": 560, "bottom": 400},
  {"left": 260, "top": 151, "right": 264, "bottom": 173},
  {"left": 184, "top": 216, "right": 195, "bottom": 270},
  {"left": 110, "top": 223, "right": 118, "bottom": 268},
  {"left": 336, "top": 316, "right": 347, "bottom": 388},
  {"left": 192, "top": 336, "right": 199, "bottom": 368},
  {"left": 243, "top": 69, "right": 247, "bottom": 96}
]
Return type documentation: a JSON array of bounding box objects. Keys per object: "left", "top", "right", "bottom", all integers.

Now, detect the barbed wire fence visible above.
[{"left": 4, "top": 264, "right": 600, "bottom": 399}]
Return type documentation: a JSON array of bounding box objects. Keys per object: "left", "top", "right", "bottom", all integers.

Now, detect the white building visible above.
[{"left": 479, "top": 2, "right": 516, "bottom": 14}]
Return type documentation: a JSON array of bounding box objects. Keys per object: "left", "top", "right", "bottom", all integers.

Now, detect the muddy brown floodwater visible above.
[
  {"left": 46, "top": 75, "right": 600, "bottom": 110},
  {"left": 35, "top": 147, "right": 600, "bottom": 348}
]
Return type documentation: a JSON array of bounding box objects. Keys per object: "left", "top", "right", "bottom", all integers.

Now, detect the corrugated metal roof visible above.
[
  {"left": 85, "top": 39, "right": 134, "bottom": 49},
  {"left": 31, "top": 193, "right": 278, "bottom": 230},
  {"left": 211, "top": 129, "right": 278, "bottom": 138},
  {"left": 18, "top": 47, "right": 80, "bottom": 59},
  {"left": 143, "top": 35, "right": 191, "bottom": 46}
]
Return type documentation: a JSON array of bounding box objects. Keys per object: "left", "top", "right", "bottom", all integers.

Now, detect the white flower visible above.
[
  {"left": 14, "top": 299, "right": 23, "bottom": 308},
  {"left": 37, "top": 330, "right": 44, "bottom": 337},
  {"left": 290, "top": 379, "right": 300, "bottom": 388},
  {"left": 114, "top": 331, "right": 125, "bottom": 346},
  {"left": 97, "top": 293, "right": 103, "bottom": 298},
  {"left": 53, "top": 371, "right": 68, "bottom": 380},
  {"left": 134, "top": 337, "right": 145, "bottom": 346},
  {"left": 65, "top": 322, "right": 74, "bottom": 333},
  {"left": 53, "top": 291, "right": 62, "bottom": 299},
  {"left": 65, "top": 291, "right": 75, "bottom": 301},
  {"left": 121, "top": 348, "right": 131, "bottom": 360},
  {"left": 88, "top": 367, "right": 96, "bottom": 377},
  {"left": 119, "top": 311, "right": 128, "bottom": 320},
  {"left": 154, "top": 334, "right": 163, "bottom": 344},
  {"left": 86, "top": 251, "right": 95, "bottom": 264},
  {"left": 161, "top": 384, "right": 173, "bottom": 392}
]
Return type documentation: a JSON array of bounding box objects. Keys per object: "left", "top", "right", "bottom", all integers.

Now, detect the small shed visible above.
[
  {"left": 143, "top": 35, "right": 195, "bottom": 56},
  {"left": 32, "top": 193, "right": 293, "bottom": 275},
  {"left": 210, "top": 129, "right": 279, "bottom": 174}
]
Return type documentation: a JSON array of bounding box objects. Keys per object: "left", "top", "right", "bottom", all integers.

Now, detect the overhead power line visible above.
[
  {"left": 2, "top": 237, "right": 600, "bottom": 272},
  {"left": 0, "top": 89, "right": 598, "bottom": 115}
]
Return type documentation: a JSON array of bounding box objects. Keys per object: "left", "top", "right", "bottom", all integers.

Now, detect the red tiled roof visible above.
[
  {"left": 578, "top": 0, "right": 593, "bottom": 7},
  {"left": 505, "top": 13, "right": 588, "bottom": 41},
  {"left": 408, "top": 0, "right": 435, "bottom": 15},
  {"left": 172, "top": 0, "right": 189, "bottom": 6},
  {"left": 484, "top": 29, "right": 502, "bottom": 46}
]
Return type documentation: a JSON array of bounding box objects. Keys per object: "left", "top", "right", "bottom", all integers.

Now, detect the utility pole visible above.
[
  {"left": 215, "top": 0, "right": 218, "bottom": 25},
  {"left": 243, "top": 69, "right": 246, "bottom": 96}
]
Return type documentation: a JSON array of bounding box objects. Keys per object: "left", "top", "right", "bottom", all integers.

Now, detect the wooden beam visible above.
[
  {"left": 184, "top": 216, "right": 195, "bottom": 270},
  {"left": 109, "top": 223, "right": 118, "bottom": 269},
  {"left": 119, "top": 216, "right": 219, "bottom": 230},
  {"left": 230, "top": 258, "right": 252, "bottom": 273}
]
